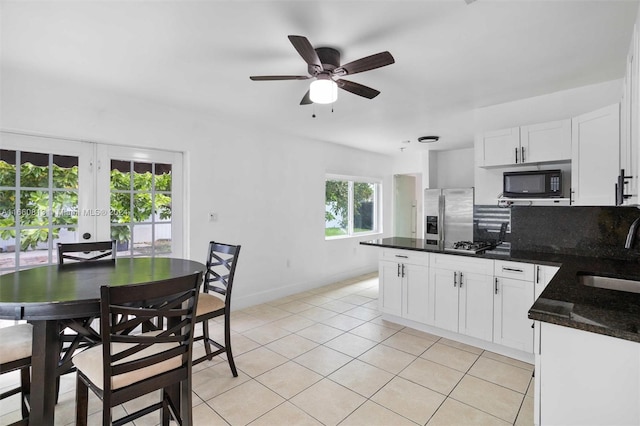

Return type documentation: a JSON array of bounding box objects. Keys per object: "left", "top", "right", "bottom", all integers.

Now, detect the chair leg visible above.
[
  {"left": 202, "top": 319, "right": 213, "bottom": 361},
  {"left": 75, "top": 375, "right": 89, "bottom": 426},
  {"left": 20, "top": 366, "right": 30, "bottom": 420},
  {"left": 224, "top": 314, "right": 238, "bottom": 377}
]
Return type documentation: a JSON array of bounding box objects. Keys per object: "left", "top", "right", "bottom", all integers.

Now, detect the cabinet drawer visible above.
[
  {"left": 494, "top": 260, "right": 535, "bottom": 281},
  {"left": 380, "top": 249, "right": 429, "bottom": 265},
  {"left": 431, "top": 253, "right": 493, "bottom": 275}
]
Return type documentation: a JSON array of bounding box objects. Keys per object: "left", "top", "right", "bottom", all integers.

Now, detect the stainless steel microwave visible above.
[{"left": 503, "top": 170, "right": 562, "bottom": 198}]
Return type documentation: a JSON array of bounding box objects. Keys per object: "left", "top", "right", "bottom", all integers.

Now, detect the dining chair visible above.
[
  {"left": 56, "top": 240, "right": 116, "bottom": 398},
  {"left": 72, "top": 271, "right": 202, "bottom": 426},
  {"left": 192, "top": 241, "right": 241, "bottom": 375},
  {"left": 0, "top": 323, "right": 32, "bottom": 426}
]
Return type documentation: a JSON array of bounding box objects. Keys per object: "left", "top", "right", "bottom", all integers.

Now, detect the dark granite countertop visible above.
[{"left": 361, "top": 237, "right": 640, "bottom": 343}]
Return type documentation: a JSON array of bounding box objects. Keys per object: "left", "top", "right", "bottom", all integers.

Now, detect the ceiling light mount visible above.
[{"left": 417, "top": 136, "right": 440, "bottom": 143}]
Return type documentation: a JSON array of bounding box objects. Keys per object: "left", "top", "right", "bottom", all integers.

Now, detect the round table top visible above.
[{"left": 0, "top": 257, "right": 205, "bottom": 320}]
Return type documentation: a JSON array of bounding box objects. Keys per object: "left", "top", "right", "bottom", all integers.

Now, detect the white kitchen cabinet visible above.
[
  {"left": 533, "top": 264, "right": 560, "bottom": 300},
  {"left": 571, "top": 103, "right": 620, "bottom": 206},
  {"left": 378, "top": 249, "right": 429, "bottom": 322},
  {"left": 536, "top": 322, "right": 640, "bottom": 425},
  {"left": 493, "top": 260, "right": 535, "bottom": 352},
  {"left": 620, "top": 24, "right": 639, "bottom": 205},
  {"left": 475, "top": 127, "right": 520, "bottom": 167},
  {"left": 476, "top": 120, "right": 571, "bottom": 168},
  {"left": 429, "top": 254, "right": 494, "bottom": 340},
  {"left": 520, "top": 119, "right": 572, "bottom": 164}
]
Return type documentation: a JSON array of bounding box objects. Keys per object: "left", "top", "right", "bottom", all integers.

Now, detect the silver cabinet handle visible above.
[
  {"left": 459, "top": 272, "right": 464, "bottom": 287},
  {"left": 401, "top": 263, "right": 405, "bottom": 278},
  {"left": 521, "top": 146, "right": 525, "bottom": 162},
  {"left": 397, "top": 263, "right": 400, "bottom": 277},
  {"left": 536, "top": 266, "right": 540, "bottom": 284},
  {"left": 515, "top": 147, "right": 519, "bottom": 163},
  {"left": 395, "top": 254, "right": 408, "bottom": 258},
  {"left": 503, "top": 267, "right": 523, "bottom": 273},
  {"left": 495, "top": 277, "right": 499, "bottom": 294},
  {"left": 453, "top": 271, "right": 458, "bottom": 287}
]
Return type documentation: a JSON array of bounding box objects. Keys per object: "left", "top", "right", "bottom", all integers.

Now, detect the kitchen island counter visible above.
[{"left": 361, "top": 237, "right": 640, "bottom": 343}]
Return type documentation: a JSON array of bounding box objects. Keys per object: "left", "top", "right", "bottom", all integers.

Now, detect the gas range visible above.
[{"left": 444, "top": 241, "right": 497, "bottom": 254}]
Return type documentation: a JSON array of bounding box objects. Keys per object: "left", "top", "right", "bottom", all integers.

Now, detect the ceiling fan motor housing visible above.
[{"left": 312, "top": 47, "right": 340, "bottom": 74}]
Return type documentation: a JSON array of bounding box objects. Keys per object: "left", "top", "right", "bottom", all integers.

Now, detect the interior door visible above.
[
  {"left": 0, "top": 132, "right": 95, "bottom": 272},
  {"left": 393, "top": 174, "right": 417, "bottom": 238},
  {"left": 96, "top": 144, "right": 183, "bottom": 258}
]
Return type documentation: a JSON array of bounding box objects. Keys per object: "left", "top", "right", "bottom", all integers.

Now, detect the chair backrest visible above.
[
  {"left": 99, "top": 271, "right": 202, "bottom": 394},
  {"left": 57, "top": 240, "right": 116, "bottom": 265},
  {"left": 204, "top": 241, "right": 241, "bottom": 305}
]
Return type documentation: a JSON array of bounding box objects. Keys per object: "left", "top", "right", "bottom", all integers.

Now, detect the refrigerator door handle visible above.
[{"left": 439, "top": 194, "right": 445, "bottom": 244}]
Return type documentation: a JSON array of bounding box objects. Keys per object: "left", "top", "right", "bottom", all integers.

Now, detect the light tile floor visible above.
[{"left": 0, "top": 272, "right": 534, "bottom": 425}]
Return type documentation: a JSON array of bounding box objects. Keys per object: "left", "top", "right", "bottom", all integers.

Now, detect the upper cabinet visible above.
[
  {"left": 620, "top": 23, "right": 639, "bottom": 205},
  {"left": 476, "top": 127, "right": 520, "bottom": 167},
  {"left": 521, "top": 120, "right": 572, "bottom": 164},
  {"left": 476, "top": 119, "right": 571, "bottom": 168},
  {"left": 571, "top": 104, "right": 620, "bottom": 206}
]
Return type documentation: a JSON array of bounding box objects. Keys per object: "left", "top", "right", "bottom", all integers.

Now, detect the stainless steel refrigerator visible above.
[{"left": 424, "top": 188, "right": 474, "bottom": 247}]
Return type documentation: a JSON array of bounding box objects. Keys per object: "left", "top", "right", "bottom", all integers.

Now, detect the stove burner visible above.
[{"left": 446, "top": 241, "right": 497, "bottom": 254}]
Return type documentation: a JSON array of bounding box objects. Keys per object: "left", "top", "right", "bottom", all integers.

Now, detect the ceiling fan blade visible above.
[
  {"left": 334, "top": 51, "right": 395, "bottom": 76},
  {"left": 250, "top": 75, "right": 311, "bottom": 81},
  {"left": 288, "top": 35, "right": 322, "bottom": 71},
  {"left": 300, "top": 90, "right": 313, "bottom": 105},
  {"left": 336, "top": 79, "right": 380, "bottom": 99}
]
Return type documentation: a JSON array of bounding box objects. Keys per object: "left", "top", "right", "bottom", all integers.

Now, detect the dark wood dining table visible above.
[{"left": 0, "top": 257, "right": 205, "bottom": 425}]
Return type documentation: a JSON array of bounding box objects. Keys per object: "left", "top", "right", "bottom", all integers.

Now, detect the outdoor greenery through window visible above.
[{"left": 325, "top": 176, "right": 380, "bottom": 238}]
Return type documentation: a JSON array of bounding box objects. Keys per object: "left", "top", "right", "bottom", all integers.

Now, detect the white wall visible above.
[
  {"left": 1, "top": 67, "right": 393, "bottom": 308},
  {"left": 473, "top": 79, "right": 624, "bottom": 204},
  {"left": 431, "top": 148, "right": 475, "bottom": 189}
]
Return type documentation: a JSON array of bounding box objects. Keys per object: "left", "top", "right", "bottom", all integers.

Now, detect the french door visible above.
[{"left": 0, "top": 131, "right": 183, "bottom": 273}]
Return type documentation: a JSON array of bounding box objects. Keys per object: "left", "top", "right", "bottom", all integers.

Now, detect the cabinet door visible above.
[
  {"left": 520, "top": 119, "right": 571, "bottom": 164},
  {"left": 403, "top": 263, "right": 430, "bottom": 323},
  {"left": 493, "top": 277, "right": 534, "bottom": 352},
  {"left": 476, "top": 127, "right": 520, "bottom": 167},
  {"left": 429, "top": 268, "right": 459, "bottom": 331},
  {"left": 534, "top": 264, "right": 560, "bottom": 300},
  {"left": 458, "top": 272, "right": 494, "bottom": 341},
  {"left": 571, "top": 104, "right": 620, "bottom": 206},
  {"left": 379, "top": 260, "right": 402, "bottom": 316}
]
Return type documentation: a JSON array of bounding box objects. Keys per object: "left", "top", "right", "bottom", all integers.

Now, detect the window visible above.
[{"left": 325, "top": 176, "right": 381, "bottom": 238}]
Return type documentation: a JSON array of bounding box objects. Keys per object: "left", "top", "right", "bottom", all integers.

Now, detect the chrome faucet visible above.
[{"left": 625, "top": 217, "right": 640, "bottom": 249}]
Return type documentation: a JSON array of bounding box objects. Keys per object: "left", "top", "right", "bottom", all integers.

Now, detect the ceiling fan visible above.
[{"left": 250, "top": 35, "right": 395, "bottom": 105}]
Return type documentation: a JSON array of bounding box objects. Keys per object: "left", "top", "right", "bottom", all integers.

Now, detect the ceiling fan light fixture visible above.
[{"left": 310, "top": 77, "right": 338, "bottom": 104}]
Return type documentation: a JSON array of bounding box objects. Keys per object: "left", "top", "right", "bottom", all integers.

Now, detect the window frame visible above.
[{"left": 324, "top": 174, "right": 382, "bottom": 240}]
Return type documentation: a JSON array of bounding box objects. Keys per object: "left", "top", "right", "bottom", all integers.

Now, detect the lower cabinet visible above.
[
  {"left": 493, "top": 261, "right": 535, "bottom": 353},
  {"left": 378, "top": 249, "right": 429, "bottom": 322},
  {"left": 536, "top": 322, "right": 640, "bottom": 425},
  {"left": 429, "top": 254, "right": 494, "bottom": 341}
]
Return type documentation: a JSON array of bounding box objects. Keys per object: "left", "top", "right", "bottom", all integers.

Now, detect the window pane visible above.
[
  {"left": 354, "top": 182, "right": 375, "bottom": 233},
  {"left": 19, "top": 191, "right": 49, "bottom": 225},
  {"left": 154, "top": 193, "right": 172, "bottom": 221},
  {"left": 133, "top": 162, "right": 152, "bottom": 191},
  {"left": 155, "top": 164, "right": 172, "bottom": 191},
  {"left": 111, "top": 193, "right": 131, "bottom": 224},
  {"left": 111, "top": 225, "right": 131, "bottom": 255},
  {"left": 110, "top": 160, "right": 131, "bottom": 190},
  {"left": 0, "top": 150, "right": 16, "bottom": 187},
  {"left": 52, "top": 155, "right": 78, "bottom": 189},
  {"left": 52, "top": 191, "right": 78, "bottom": 226},
  {"left": 132, "top": 223, "right": 152, "bottom": 256},
  {"left": 133, "top": 193, "right": 153, "bottom": 222},
  {"left": 21, "top": 152, "right": 49, "bottom": 188},
  {"left": 325, "top": 180, "right": 348, "bottom": 237},
  {"left": 0, "top": 190, "right": 16, "bottom": 227}
]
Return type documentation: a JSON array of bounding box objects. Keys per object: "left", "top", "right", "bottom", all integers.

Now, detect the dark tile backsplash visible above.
[{"left": 510, "top": 205, "right": 640, "bottom": 259}]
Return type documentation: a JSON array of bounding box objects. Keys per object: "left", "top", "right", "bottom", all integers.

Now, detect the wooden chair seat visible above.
[
  {"left": 195, "top": 293, "right": 225, "bottom": 318},
  {"left": 73, "top": 331, "right": 182, "bottom": 390},
  {"left": 0, "top": 323, "right": 32, "bottom": 426}
]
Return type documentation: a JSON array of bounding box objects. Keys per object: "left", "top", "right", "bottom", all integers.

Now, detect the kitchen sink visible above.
[{"left": 578, "top": 273, "right": 640, "bottom": 294}]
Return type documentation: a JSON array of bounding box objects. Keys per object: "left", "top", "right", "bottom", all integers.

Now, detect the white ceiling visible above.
[{"left": 2, "top": 0, "right": 638, "bottom": 155}]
